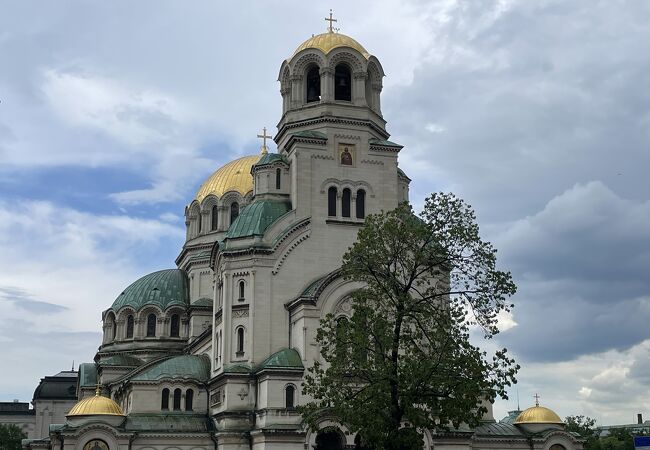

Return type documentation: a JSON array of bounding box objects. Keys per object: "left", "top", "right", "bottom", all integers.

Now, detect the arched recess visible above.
[
  {"left": 104, "top": 312, "right": 116, "bottom": 342},
  {"left": 334, "top": 64, "right": 352, "bottom": 101},
  {"left": 306, "top": 64, "right": 321, "bottom": 103},
  {"left": 235, "top": 326, "right": 245, "bottom": 356},
  {"left": 189, "top": 201, "right": 201, "bottom": 237},
  {"left": 285, "top": 383, "right": 297, "bottom": 408},
  {"left": 116, "top": 308, "right": 136, "bottom": 339}
]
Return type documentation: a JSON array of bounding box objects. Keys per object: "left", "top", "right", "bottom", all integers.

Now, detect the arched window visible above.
[
  {"left": 111, "top": 322, "right": 116, "bottom": 340},
  {"left": 173, "top": 388, "right": 181, "bottom": 410},
  {"left": 335, "top": 64, "right": 351, "bottom": 101},
  {"left": 185, "top": 389, "right": 194, "bottom": 411},
  {"left": 550, "top": 446, "right": 566, "bottom": 450},
  {"left": 146, "top": 313, "right": 156, "bottom": 337},
  {"left": 236, "top": 327, "right": 245, "bottom": 355},
  {"left": 285, "top": 385, "right": 295, "bottom": 409},
  {"left": 306, "top": 65, "right": 321, "bottom": 103},
  {"left": 342, "top": 188, "right": 351, "bottom": 218},
  {"left": 211, "top": 205, "right": 218, "bottom": 231},
  {"left": 276, "top": 168, "right": 281, "bottom": 189},
  {"left": 328, "top": 187, "right": 337, "bottom": 216},
  {"left": 230, "top": 202, "right": 239, "bottom": 224},
  {"left": 161, "top": 388, "right": 169, "bottom": 410},
  {"left": 170, "top": 314, "right": 180, "bottom": 338},
  {"left": 126, "top": 315, "right": 134, "bottom": 338},
  {"left": 356, "top": 189, "right": 366, "bottom": 219},
  {"left": 238, "top": 280, "right": 245, "bottom": 301},
  {"left": 197, "top": 211, "right": 202, "bottom": 233}
]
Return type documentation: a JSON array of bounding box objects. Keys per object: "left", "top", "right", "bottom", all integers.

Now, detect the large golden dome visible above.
[
  {"left": 293, "top": 31, "right": 370, "bottom": 59},
  {"left": 195, "top": 155, "right": 261, "bottom": 203},
  {"left": 67, "top": 390, "right": 124, "bottom": 417},
  {"left": 514, "top": 405, "right": 563, "bottom": 424}
]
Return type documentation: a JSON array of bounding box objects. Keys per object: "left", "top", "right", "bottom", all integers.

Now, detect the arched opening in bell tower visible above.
[
  {"left": 334, "top": 64, "right": 351, "bottom": 101},
  {"left": 306, "top": 65, "right": 321, "bottom": 103}
]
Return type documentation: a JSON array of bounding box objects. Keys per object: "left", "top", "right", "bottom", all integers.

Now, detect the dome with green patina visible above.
[
  {"left": 110, "top": 269, "right": 189, "bottom": 312},
  {"left": 226, "top": 200, "right": 291, "bottom": 240},
  {"left": 255, "top": 348, "right": 304, "bottom": 373},
  {"left": 131, "top": 355, "right": 210, "bottom": 382}
]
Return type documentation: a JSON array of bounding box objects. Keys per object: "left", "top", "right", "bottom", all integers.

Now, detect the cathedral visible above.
[{"left": 19, "top": 18, "right": 583, "bottom": 450}]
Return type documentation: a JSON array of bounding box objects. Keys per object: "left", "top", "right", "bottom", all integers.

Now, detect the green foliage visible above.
[
  {"left": 0, "top": 424, "right": 27, "bottom": 450},
  {"left": 300, "top": 195, "right": 519, "bottom": 450},
  {"left": 565, "top": 415, "right": 600, "bottom": 449}
]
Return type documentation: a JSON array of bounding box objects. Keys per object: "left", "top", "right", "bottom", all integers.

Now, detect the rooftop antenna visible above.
[{"left": 257, "top": 127, "right": 272, "bottom": 155}]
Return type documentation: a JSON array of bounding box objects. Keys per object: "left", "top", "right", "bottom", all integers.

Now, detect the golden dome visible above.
[
  {"left": 67, "top": 390, "right": 124, "bottom": 417},
  {"left": 514, "top": 405, "right": 563, "bottom": 424},
  {"left": 195, "top": 155, "right": 261, "bottom": 203},
  {"left": 293, "top": 31, "right": 370, "bottom": 59}
]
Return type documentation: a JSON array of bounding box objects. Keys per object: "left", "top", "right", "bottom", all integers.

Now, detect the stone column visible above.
[
  {"left": 372, "top": 82, "right": 383, "bottom": 114},
  {"left": 320, "top": 67, "right": 334, "bottom": 102},
  {"left": 249, "top": 270, "right": 256, "bottom": 364},
  {"left": 222, "top": 272, "right": 232, "bottom": 363},
  {"left": 290, "top": 75, "right": 302, "bottom": 108},
  {"left": 353, "top": 71, "right": 368, "bottom": 106}
]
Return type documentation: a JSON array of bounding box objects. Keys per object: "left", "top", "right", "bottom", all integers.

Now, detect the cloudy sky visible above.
[{"left": 1, "top": 0, "right": 649, "bottom": 426}]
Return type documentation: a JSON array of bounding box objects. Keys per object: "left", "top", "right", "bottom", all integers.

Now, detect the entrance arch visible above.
[{"left": 315, "top": 428, "right": 344, "bottom": 450}]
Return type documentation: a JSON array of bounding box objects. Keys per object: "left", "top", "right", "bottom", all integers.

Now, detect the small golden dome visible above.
[
  {"left": 67, "top": 390, "right": 124, "bottom": 417},
  {"left": 293, "top": 31, "right": 370, "bottom": 59},
  {"left": 195, "top": 155, "right": 261, "bottom": 203},
  {"left": 514, "top": 405, "right": 563, "bottom": 424}
]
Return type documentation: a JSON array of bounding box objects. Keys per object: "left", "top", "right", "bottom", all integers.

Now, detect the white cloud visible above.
[{"left": 42, "top": 69, "right": 190, "bottom": 147}]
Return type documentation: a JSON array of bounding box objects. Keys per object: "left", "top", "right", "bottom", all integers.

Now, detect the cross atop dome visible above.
[
  {"left": 257, "top": 127, "right": 272, "bottom": 154},
  {"left": 325, "top": 9, "right": 338, "bottom": 33}
]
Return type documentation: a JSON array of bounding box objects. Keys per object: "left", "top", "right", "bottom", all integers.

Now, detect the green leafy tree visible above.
[
  {"left": 601, "top": 428, "right": 636, "bottom": 450},
  {"left": 0, "top": 424, "right": 27, "bottom": 450},
  {"left": 301, "top": 195, "right": 519, "bottom": 450},
  {"left": 565, "top": 415, "right": 601, "bottom": 450}
]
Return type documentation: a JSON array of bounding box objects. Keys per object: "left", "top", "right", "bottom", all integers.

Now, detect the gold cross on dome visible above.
[
  {"left": 257, "top": 127, "right": 272, "bottom": 154},
  {"left": 534, "top": 393, "right": 540, "bottom": 406},
  {"left": 325, "top": 9, "right": 337, "bottom": 33}
]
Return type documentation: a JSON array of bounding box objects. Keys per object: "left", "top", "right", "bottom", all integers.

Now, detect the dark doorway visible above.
[{"left": 315, "top": 429, "right": 344, "bottom": 450}]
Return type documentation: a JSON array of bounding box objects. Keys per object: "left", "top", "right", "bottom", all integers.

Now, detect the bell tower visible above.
[{"left": 275, "top": 14, "right": 406, "bottom": 220}]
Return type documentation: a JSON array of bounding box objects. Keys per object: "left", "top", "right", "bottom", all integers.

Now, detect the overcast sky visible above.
[{"left": 1, "top": 0, "right": 649, "bottom": 427}]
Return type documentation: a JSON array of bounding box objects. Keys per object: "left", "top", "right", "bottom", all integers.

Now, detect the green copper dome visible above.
[
  {"left": 131, "top": 355, "right": 210, "bottom": 382},
  {"left": 226, "top": 200, "right": 291, "bottom": 239},
  {"left": 110, "top": 269, "right": 189, "bottom": 312},
  {"left": 255, "top": 348, "right": 304, "bottom": 372}
]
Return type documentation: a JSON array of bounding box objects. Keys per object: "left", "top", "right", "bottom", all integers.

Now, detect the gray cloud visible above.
[
  {"left": 0, "top": 286, "right": 69, "bottom": 314},
  {"left": 494, "top": 182, "right": 650, "bottom": 362}
]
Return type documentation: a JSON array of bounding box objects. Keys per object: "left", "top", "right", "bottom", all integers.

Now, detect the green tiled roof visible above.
[
  {"left": 124, "top": 414, "right": 214, "bottom": 432},
  {"left": 78, "top": 363, "right": 97, "bottom": 387},
  {"left": 223, "top": 363, "right": 251, "bottom": 374},
  {"left": 191, "top": 297, "right": 212, "bottom": 307},
  {"left": 291, "top": 130, "right": 327, "bottom": 139},
  {"left": 397, "top": 167, "right": 411, "bottom": 181},
  {"left": 369, "top": 138, "right": 403, "bottom": 148},
  {"left": 100, "top": 355, "right": 143, "bottom": 367},
  {"left": 474, "top": 422, "right": 525, "bottom": 437},
  {"left": 110, "top": 269, "right": 189, "bottom": 312},
  {"left": 226, "top": 200, "right": 291, "bottom": 240},
  {"left": 254, "top": 153, "right": 288, "bottom": 166},
  {"left": 256, "top": 348, "right": 303, "bottom": 372},
  {"left": 301, "top": 274, "right": 329, "bottom": 298},
  {"left": 131, "top": 355, "right": 210, "bottom": 382}
]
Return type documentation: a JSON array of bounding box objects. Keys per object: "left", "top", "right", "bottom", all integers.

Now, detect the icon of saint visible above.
[{"left": 341, "top": 147, "right": 353, "bottom": 165}]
